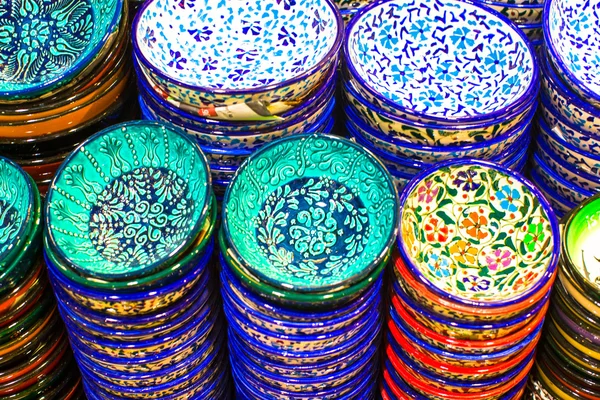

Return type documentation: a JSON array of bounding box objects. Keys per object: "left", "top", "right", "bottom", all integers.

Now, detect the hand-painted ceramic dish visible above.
[
  {"left": 544, "top": 0, "right": 600, "bottom": 107},
  {"left": 222, "top": 134, "right": 398, "bottom": 293},
  {"left": 45, "top": 121, "right": 211, "bottom": 280},
  {"left": 0, "top": 0, "right": 123, "bottom": 99},
  {"left": 133, "top": 0, "right": 343, "bottom": 107},
  {"left": 345, "top": 0, "right": 538, "bottom": 124},
  {"left": 398, "top": 159, "right": 559, "bottom": 308}
]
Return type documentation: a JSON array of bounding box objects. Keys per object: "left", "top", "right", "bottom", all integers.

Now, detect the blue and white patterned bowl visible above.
[
  {"left": 529, "top": 168, "right": 575, "bottom": 220},
  {"left": 344, "top": 0, "right": 538, "bottom": 125},
  {"left": 544, "top": 0, "right": 600, "bottom": 107},
  {"left": 132, "top": 0, "right": 343, "bottom": 107}
]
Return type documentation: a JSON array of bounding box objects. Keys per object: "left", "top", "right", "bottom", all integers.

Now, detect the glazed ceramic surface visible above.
[
  {"left": 532, "top": 152, "right": 594, "bottom": 205},
  {"left": 223, "top": 134, "right": 398, "bottom": 292},
  {"left": 474, "top": 0, "right": 543, "bottom": 24},
  {"left": 0, "top": 0, "right": 123, "bottom": 98},
  {"left": 399, "top": 160, "right": 558, "bottom": 306},
  {"left": 544, "top": 0, "right": 600, "bottom": 107},
  {"left": 133, "top": 0, "right": 342, "bottom": 106},
  {"left": 345, "top": 0, "right": 537, "bottom": 123},
  {"left": 45, "top": 121, "right": 211, "bottom": 280}
]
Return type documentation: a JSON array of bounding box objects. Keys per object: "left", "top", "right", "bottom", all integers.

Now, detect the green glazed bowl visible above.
[
  {"left": 562, "top": 193, "right": 600, "bottom": 302},
  {"left": 222, "top": 134, "right": 398, "bottom": 293},
  {"left": 219, "top": 228, "right": 388, "bottom": 308},
  {"left": 0, "top": 157, "right": 36, "bottom": 276},
  {"left": 44, "top": 194, "right": 217, "bottom": 292},
  {"left": 45, "top": 121, "right": 212, "bottom": 280}
]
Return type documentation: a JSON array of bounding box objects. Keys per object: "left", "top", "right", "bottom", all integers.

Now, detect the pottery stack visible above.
[
  {"left": 342, "top": 0, "right": 538, "bottom": 194},
  {"left": 382, "top": 160, "right": 560, "bottom": 399},
  {"left": 219, "top": 134, "right": 399, "bottom": 399},
  {"left": 0, "top": 0, "right": 135, "bottom": 196},
  {"left": 335, "top": 0, "right": 377, "bottom": 24},
  {"left": 529, "top": 0, "right": 600, "bottom": 219},
  {"left": 43, "top": 121, "right": 228, "bottom": 399},
  {"left": 131, "top": 0, "right": 343, "bottom": 202},
  {"left": 472, "top": 0, "right": 544, "bottom": 48},
  {"left": 528, "top": 194, "right": 600, "bottom": 399},
  {"left": 0, "top": 157, "right": 83, "bottom": 398}
]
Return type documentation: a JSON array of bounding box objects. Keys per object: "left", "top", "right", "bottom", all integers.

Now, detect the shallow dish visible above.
[
  {"left": 133, "top": 0, "right": 343, "bottom": 107},
  {"left": 344, "top": 0, "right": 537, "bottom": 124},
  {"left": 544, "top": 0, "right": 600, "bottom": 107},
  {"left": 45, "top": 121, "right": 211, "bottom": 280},
  {"left": 0, "top": 0, "right": 123, "bottom": 99},
  {"left": 398, "top": 159, "right": 559, "bottom": 308},
  {"left": 532, "top": 152, "right": 594, "bottom": 205},
  {"left": 222, "top": 134, "right": 398, "bottom": 293}
]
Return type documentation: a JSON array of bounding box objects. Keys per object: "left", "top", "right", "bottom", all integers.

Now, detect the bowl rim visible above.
[
  {"left": 543, "top": 0, "right": 600, "bottom": 106},
  {"left": 475, "top": 0, "right": 545, "bottom": 9},
  {"left": 553, "top": 272, "right": 600, "bottom": 336},
  {"left": 44, "top": 120, "right": 212, "bottom": 281},
  {"left": 549, "top": 299, "right": 600, "bottom": 348},
  {"left": 222, "top": 133, "right": 399, "bottom": 293},
  {"left": 540, "top": 92, "right": 600, "bottom": 142},
  {"left": 0, "top": 0, "right": 124, "bottom": 99},
  {"left": 533, "top": 150, "right": 595, "bottom": 198},
  {"left": 343, "top": 0, "right": 539, "bottom": 125},
  {"left": 131, "top": 0, "right": 344, "bottom": 96},
  {"left": 538, "top": 113, "right": 600, "bottom": 163},
  {"left": 397, "top": 158, "right": 561, "bottom": 308}
]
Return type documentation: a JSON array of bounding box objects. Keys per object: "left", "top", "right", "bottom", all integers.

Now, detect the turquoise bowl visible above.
[
  {"left": 45, "top": 121, "right": 212, "bottom": 280},
  {"left": 0, "top": 0, "right": 123, "bottom": 99},
  {"left": 222, "top": 134, "right": 398, "bottom": 293}
]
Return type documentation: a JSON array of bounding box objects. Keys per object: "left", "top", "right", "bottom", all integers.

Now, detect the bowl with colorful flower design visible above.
[
  {"left": 222, "top": 134, "right": 398, "bottom": 293},
  {"left": 44, "top": 121, "right": 212, "bottom": 281},
  {"left": 398, "top": 159, "right": 560, "bottom": 310},
  {"left": 132, "top": 0, "right": 343, "bottom": 108},
  {"left": 344, "top": 0, "right": 538, "bottom": 125}
]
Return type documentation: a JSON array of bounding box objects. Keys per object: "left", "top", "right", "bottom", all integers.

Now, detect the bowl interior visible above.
[
  {"left": 400, "top": 162, "right": 556, "bottom": 304},
  {"left": 134, "top": 0, "right": 339, "bottom": 91},
  {"left": 345, "top": 0, "right": 535, "bottom": 119},
  {"left": 223, "top": 134, "right": 397, "bottom": 292},
  {"left": 45, "top": 121, "right": 211, "bottom": 280},
  {"left": 0, "top": 157, "right": 34, "bottom": 268},
  {"left": 564, "top": 196, "right": 600, "bottom": 292},
  {"left": 0, "top": 0, "right": 122, "bottom": 97}
]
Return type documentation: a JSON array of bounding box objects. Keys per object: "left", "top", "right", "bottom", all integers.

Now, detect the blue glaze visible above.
[
  {"left": 529, "top": 167, "right": 574, "bottom": 220},
  {"left": 532, "top": 151, "right": 594, "bottom": 204}
]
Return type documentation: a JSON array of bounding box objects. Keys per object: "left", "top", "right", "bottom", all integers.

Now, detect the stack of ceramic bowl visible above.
[
  {"left": 527, "top": 194, "right": 600, "bottom": 399},
  {"left": 342, "top": 0, "right": 538, "bottom": 194},
  {"left": 528, "top": 0, "right": 600, "bottom": 219},
  {"left": 0, "top": 157, "right": 83, "bottom": 398},
  {"left": 132, "top": 0, "right": 343, "bottom": 202},
  {"left": 472, "top": 0, "right": 544, "bottom": 48},
  {"left": 382, "top": 160, "right": 560, "bottom": 399},
  {"left": 220, "top": 134, "right": 399, "bottom": 399},
  {"left": 335, "top": 0, "right": 377, "bottom": 24},
  {"left": 0, "top": 0, "right": 134, "bottom": 196},
  {"left": 43, "top": 121, "right": 229, "bottom": 399}
]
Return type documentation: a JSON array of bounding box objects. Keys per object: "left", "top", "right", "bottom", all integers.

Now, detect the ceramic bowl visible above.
[
  {"left": 343, "top": 78, "right": 537, "bottom": 147},
  {"left": 133, "top": 0, "right": 343, "bottom": 107},
  {"left": 536, "top": 349, "right": 600, "bottom": 400},
  {"left": 557, "top": 264, "right": 600, "bottom": 318},
  {"left": 529, "top": 168, "right": 576, "bottom": 220},
  {"left": 344, "top": 0, "right": 538, "bottom": 125},
  {"left": 561, "top": 194, "right": 600, "bottom": 301},
  {"left": 518, "top": 22, "right": 543, "bottom": 42},
  {"left": 45, "top": 121, "right": 212, "bottom": 280},
  {"left": 547, "top": 314, "right": 600, "bottom": 361},
  {"left": 474, "top": 1, "right": 543, "bottom": 24},
  {"left": 544, "top": 0, "right": 600, "bottom": 107},
  {"left": 537, "top": 116, "right": 600, "bottom": 178},
  {"left": 398, "top": 159, "right": 559, "bottom": 309},
  {"left": 539, "top": 45, "right": 600, "bottom": 137},
  {"left": 0, "top": 0, "right": 123, "bottom": 99},
  {"left": 540, "top": 338, "right": 600, "bottom": 392},
  {"left": 548, "top": 305, "right": 600, "bottom": 355},
  {"left": 0, "top": 288, "right": 54, "bottom": 347},
  {"left": 345, "top": 105, "right": 535, "bottom": 164},
  {"left": 552, "top": 277, "right": 600, "bottom": 345},
  {"left": 222, "top": 134, "right": 398, "bottom": 293}
]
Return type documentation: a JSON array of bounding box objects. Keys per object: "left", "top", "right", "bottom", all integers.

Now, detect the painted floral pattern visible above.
[
  {"left": 400, "top": 164, "right": 555, "bottom": 302},
  {"left": 345, "top": 0, "right": 535, "bottom": 119},
  {"left": 0, "top": 158, "right": 29, "bottom": 263}
]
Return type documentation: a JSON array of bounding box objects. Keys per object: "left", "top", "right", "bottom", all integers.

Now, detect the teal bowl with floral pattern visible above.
[
  {"left": 45, "top": 121, "right": 212, "bottom": 281},
  {"left": 222, "top": 133, "right": 398, "bottom": 293}
]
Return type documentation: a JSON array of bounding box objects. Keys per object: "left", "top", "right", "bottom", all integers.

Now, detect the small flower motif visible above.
[
  {"left": 496, "top": 185, "right": 521, "bottom": 213},
  {"left": 235, "top": 48, "right": 258, "bottom": 62},
  {"left": 436, "top": 61, "right": 458, "bottom": 82},
  {"left": 312, "top": 10, "right": 327, "bottom": 35},
  {"left": 200, "top": 56, "right": 217, "bottom": 71},
  {"left": 462, "top": 212, "right": 489, "bottom": 240},
  {"left": 512, "top": 271, "right": 540, "bottom": 292},
  {"left": 486, "top": 249, "right": 512, "bottom": 271},
  {"left": 449, "top": 240, "right": 478, "bottom": 265},
  {"left": 228, "top": 68, "right": 250, "bottom": 82},
  {"left": 408, "top": 20, "right": 430, "bottom": 41},
  {"left": 188, "top": 26, "right": 213, "bottom": 42},
  {"left": 502, "top": 75, "right": 521, "bottom": 95},
  {"left": 523, "top": 223, "right": 545, "bottom": 252},
  {"left": 417, "top": 181, "right": 439, "bottom": 204},
  {"left": 419, "top": 90, "right": 444, "bottom": 109},
  {"left": 276, "top": 0, "right": 296, "bottom": 11},
  {"left": 278, "top": 26, "right": 297, "bottom": 46},
  {"left": 357, "top": 42, "right": 372, "bottom": 63},
  {"left": 391, "top": 64, "right": 414, "bottom": 84},
  {"left": 424, "top": 217, "right": 449, "bottom": 243},
  {"left": 450, "top": 27, "right": 474, "bottom": 50},
  {"left": 143, "top": 28, "right": 156, "bottom": 48},
  {"left": 242, "top": 20, "right": 262, "bottom": 36},
  {"left": 167, "top": 50, "right": 187, "bottom": 70},
  {"left": 462, "top": 275, "right": 490, "bottom": 292},
  {"left": 484, "top": 50, "right": 507, "bottom": 74},
  {"left": 427, "top": 254, "right": 451, "bottom": 278},
  {"left": 465, "top": 92, "right": 483, "bottom": 108},
  {"left": 379, "top": 25, "right": 398, "bottom": 50},
  {"left": 453, "top": 170, "right": 481, "bottom": 192}
]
